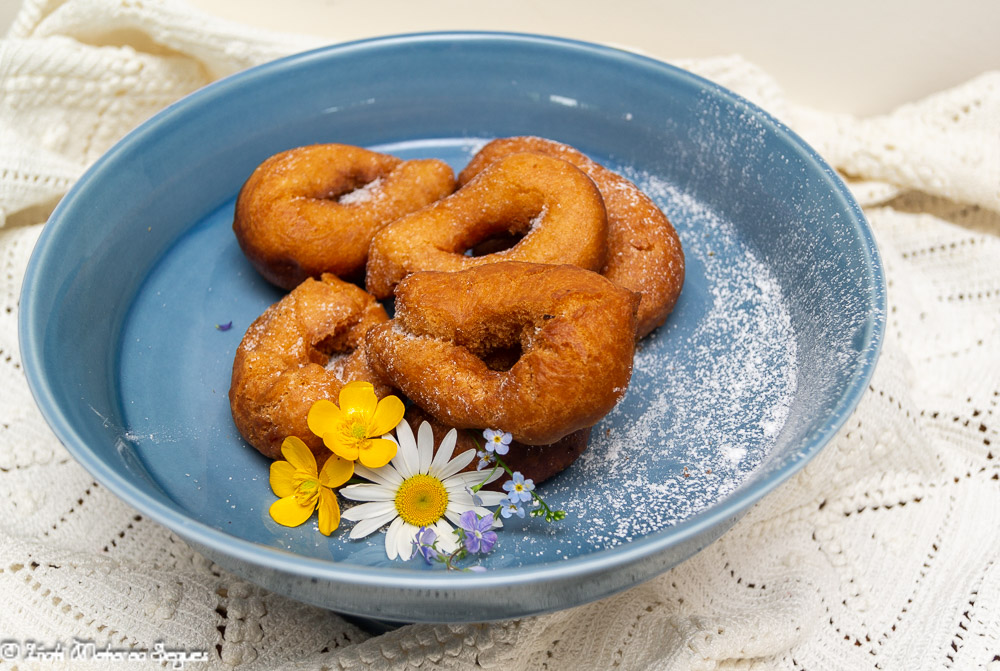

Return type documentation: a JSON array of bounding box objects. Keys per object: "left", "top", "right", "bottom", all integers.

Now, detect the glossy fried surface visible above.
[
  {"left": 234, "top": 143, "right": 454, "bottom": 289},
  {"left": 367, "top": 262, "right": 639, "bottom": 445},
  {"left": 229, "top": 274, "right": 390, "bottom": 460},
  {"left": 365, "top": 152, "right": 608, "bottom": 299},
  {"left": 459, "top": 136, "right": 685, "bottom": 339}
]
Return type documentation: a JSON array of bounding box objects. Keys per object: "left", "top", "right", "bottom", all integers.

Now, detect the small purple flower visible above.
[
  {"left": 476, "top": 449, "right": 495, "bottom": 471},
  {"left": 457, "top": 510, "right": 497, "bottom": 555},
  {"left": 413, "top": 526, "right": 440, "bottom": 564},
  {"left": 215, "top": 321, "right": 233, "bottom": 332},
  {"left": 499, "top": 499, "right": 525, "bottom": 519},
  {"left": 482, "top": 428, "right": 512, "bottom": 456},
  {"left": 502, "top": 471, "right": 534, "bottom": 503}
]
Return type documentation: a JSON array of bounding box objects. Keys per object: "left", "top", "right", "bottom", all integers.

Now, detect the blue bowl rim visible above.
[{"left": 19, "top": 31, "right": 885, "bottom": 595}]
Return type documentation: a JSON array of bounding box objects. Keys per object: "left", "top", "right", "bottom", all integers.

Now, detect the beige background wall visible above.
[
  {"left": 3, "top": 0, "right": 999, "bottom": 115},
  {"left": 188, "top": 0, "right": 1000, "bottom": 115}
]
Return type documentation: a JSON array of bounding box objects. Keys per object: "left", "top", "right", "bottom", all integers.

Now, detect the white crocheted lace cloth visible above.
[{"left": 2, "top": 1, "right": 999, "bottom": 668}]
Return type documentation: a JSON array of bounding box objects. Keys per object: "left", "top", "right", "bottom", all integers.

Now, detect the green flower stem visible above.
[
  {"left": 440, "top": 546, "right": 464, "bottom": 570},
  {"left": 491, "top": 454, "right": 516, "bottom": 479},
  {"left": 471, "top": 461, "right": 500, "bottom": 493},
  {"left": 529, "top": 491, "right": 566, "bottom": 522},
  {"left": 422, "top": 535, "right": 480, "bottom": 572}
]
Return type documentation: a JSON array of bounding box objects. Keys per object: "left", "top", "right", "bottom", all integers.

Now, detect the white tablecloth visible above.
[{"left": 2, "top": 1, "right": 998, "bottom": 668}]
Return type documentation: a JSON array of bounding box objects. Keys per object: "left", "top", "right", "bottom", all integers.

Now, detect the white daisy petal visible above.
[
  {"left": 432, "top": 520, "right": 459, "bottom": 553},
  {"left": 474, "top": 490, "right": 508, "bottom": 507},
  {"left": 391, "top": 420, "right": 419, "bottom": 478},
  {"left": 428, "top": 429, "right": 458, "bottom": 477},
  {"left": 341, "top": 500, "right": 395, "bottom": 521},
  {"left": 339, "top": 483, "right": 396, "bottom": 502},
  {"left": 444, "top": 509, "right": 466, "bottom": 527},
  {"left": 395, "top": 418, "right": 416, "bottom": 450},
  {"left": 480, "top": 466, "right": 505, "bottom": 485},
  {"left": 416, "top": 421, "right": 434, "bottom": 473},
  {"left": 353, "top": 462, "right": 403, "bottom": 487},
  {"left": 397, "top": 522, "right": 420, "bottom": 560},
  {"left": 447, "top": 490, "right": 476, "bottom": 506},
  {"left": 434, "top": 448, "right": 476, "bottom": 480},
  {"left": 443, "top": 469, "right": 500, "bottom": 489},
  {"left": 385, "top": 516, "right": 406, "bottom": 560},
  {"left": 445, "top": 479, "right": 484, "bottom": 495},
  {"left": 348, "top": 510, "right": 398, "bottom": 539},
  {"left": 445, "top": 487, "right": 506, "bottom": 509}
]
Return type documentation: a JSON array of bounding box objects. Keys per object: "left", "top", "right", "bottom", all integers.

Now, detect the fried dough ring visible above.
[
  {"left": 229, "top": 273, "right": 390, "bottom": 460},
  {"left": 365, "top": 152, "right": 608, "bottom": 299},
  {"left": 234, "top": 144, "right": 455, "bottom": 289},
  {"left": 459, "top": 136, "right": 684, "bottom": 339},
  {"left": 366, "top": 262, "right": 639, "bottom": 445}
]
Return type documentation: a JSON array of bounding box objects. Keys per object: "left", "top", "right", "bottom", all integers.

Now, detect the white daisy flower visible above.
[{"left": 340, "top": 420, "right": 507, "bottom": 560}]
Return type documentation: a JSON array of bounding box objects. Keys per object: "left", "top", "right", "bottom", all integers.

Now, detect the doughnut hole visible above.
[
  {"left": 366, "top": 262, "right": 639, "bottom": 445},
  {"left": 365, "top": 153, "right": 607, "bottom": 299},
  {"left": 459, "top": 136, "right": 685, "bottom": 339},
  {"left": 467, "top": 231, "right": 526, "bottom": 257}
]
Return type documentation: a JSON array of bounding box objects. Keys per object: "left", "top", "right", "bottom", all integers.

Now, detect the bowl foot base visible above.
[{"left": 339, "top": 612, "right": 407, "bottom": 634}]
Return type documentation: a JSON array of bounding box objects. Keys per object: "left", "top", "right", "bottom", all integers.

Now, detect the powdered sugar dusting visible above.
[
  {"left": 489, "top": 169, "right": 799, "bottom": 558},
  {"left": 338, "top": 177, "right": 383, "bottom": 204}
]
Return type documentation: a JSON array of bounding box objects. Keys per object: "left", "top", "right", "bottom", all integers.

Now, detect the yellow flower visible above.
[
  {"left": 307, "top": 381, "right": 405, "bottom": 468},
  {"left": 269, "top": 436, "right": 353, "bottom": 535}
]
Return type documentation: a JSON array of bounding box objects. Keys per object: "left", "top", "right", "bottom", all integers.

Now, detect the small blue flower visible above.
[
  {"left": 413, "top": 526, "right": 440, "bottom": 564},
  {"left": 457, "top": 510, "right": 497, "bottom": 555},
  {"left": 502, "top": 471, "right": 534, "bottom": 503},
  {"left": 499, "top": 499, "right": 526, "bottom": 519},
  {"left": 215, "top": 321, "right": 233, "bottom": 332},
  {"left": 476, "top": 449, "right": 495, "bottom": 471},
  {"left": 483, "top": 428, "right": 512, "bottom": 456}
]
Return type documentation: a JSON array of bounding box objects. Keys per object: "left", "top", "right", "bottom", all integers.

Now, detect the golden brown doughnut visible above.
[
  {"left": 366, "top": 262, "right": 639, "bottom": 445},
  {"left": 229, "top": 273, "right": 391, "bottom": 460},
  {"left": 404, "top": 406, "right": 592, "bottom": 488},
  {"left": 458, "top": 136, "right": 685, "bottom": 339},
  {"left": 233, "top": 144, "right": 455, "bottom": 289},
  {"left": 365, "top": 152, "right": 608, "bottom": 299}
]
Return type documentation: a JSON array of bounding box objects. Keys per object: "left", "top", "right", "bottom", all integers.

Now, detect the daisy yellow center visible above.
[{"left": 394, "top": 474, "right": 449, "bottom": 527}]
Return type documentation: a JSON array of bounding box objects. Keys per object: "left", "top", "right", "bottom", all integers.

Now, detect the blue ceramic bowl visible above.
[{"left": 19, "top": 33, "right": 884, "bottom": 624}]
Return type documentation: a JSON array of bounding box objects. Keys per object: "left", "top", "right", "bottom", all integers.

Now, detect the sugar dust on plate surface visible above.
[{"left": 560, "top": 170, "right": 798, "bottom": 549}]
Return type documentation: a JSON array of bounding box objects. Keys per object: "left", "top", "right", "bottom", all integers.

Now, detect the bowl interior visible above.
[{"left": 20, "top": 33, "right": 883, "bottom": 620}]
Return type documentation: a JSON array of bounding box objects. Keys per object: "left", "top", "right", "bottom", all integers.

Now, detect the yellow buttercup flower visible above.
[
  {"left": 307, "top": 381, "right": 405, "bottom": 468},
  {"left": 269, "top": 436, "right": 353, "bottom": 535}
]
